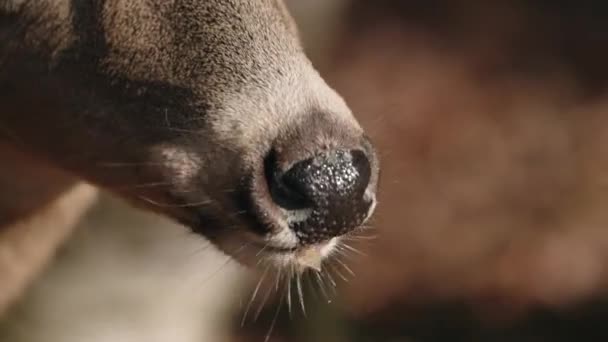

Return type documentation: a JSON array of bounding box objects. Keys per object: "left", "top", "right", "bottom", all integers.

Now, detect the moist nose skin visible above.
[{"left": 270, "top": 149, "right": 373, "bottom": 244}]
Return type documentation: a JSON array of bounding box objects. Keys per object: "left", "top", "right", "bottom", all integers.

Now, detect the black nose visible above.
[{"left": 269, "top": 149, "right": 373, "bottom": 244}]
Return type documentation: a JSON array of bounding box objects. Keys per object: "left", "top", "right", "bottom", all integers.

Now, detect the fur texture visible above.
[{"left": 0, "top": 0, "right": 377, "bottom": 314}]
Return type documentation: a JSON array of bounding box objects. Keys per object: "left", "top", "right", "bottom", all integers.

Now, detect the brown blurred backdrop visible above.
[
  {"left": 235, "top": 1, "right": 608, "bottom": 341},
  {"left": 4, "top": 1, "right": 608, "bottom": 342}
]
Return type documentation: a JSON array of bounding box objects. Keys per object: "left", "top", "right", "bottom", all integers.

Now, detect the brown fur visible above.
[{"left": 0, "top": 0, "right": 375, "bottom": 314}]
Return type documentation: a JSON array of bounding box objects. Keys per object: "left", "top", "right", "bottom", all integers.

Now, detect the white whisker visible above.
[
  {"left": 339, "top": 243, "right": 367, "bottom": 257},
  {"left": 323, "top": 268, "right": 337, "bottom": 290},
  {"left": 335, "top": 258, "right": 355, "bottom": 277},
  {"left": 263, "top": 284, "right": 284, "bottom": 342},
  {"left": 329, "top": 262, "right": 349, "bottom": 283},
  {"left": 241, "top": 264, "right": 270, "bottom": 327},
  {"left": 253, "top": 270, "right": 277, "bottom": 321},
  {"left": 314, "top": 270, "right": 330, "bottom": 301},
  {"left": 286, "top": 269, "right": 293, "bottom": 319},
  {"left": 296, "top": 272, "right": 306, "bottom": 317}
]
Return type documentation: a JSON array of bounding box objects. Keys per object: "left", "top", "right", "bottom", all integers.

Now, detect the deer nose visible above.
[{"left": 269, "top": 149, "right": 374, "bottom": 244}]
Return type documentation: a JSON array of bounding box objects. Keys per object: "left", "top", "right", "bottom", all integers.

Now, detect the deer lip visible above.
[{"left": 251, "top": 237, "right": 339, "bottom": 272}]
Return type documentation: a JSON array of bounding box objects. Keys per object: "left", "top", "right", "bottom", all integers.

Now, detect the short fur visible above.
[{"left": 0, "top": 0, "right": 377, "bottom": 314}]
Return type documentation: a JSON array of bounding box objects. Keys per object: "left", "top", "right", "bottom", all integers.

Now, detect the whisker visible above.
[
  {"left": 166, "top": 127, "right": 203, "bottom": 135},
  {"left": 314, "top": 270, "right": 331, "bottom": 302},
  {"left": 107, "top": 181, "right": 174, "bottom": 191},
  {"left": 254, "top": 269, "right": 278, "bottom": 322},
  {"left": 305, "top": 271, "right": 320, "bottom": 301},
  {"left": 333, "top": 245, "right": 357, "bottom": 261},
  {"left": 343, "top": 233, "right": 378, "bottom": 242},
  {"left": 256, "top": 243, "right": 270, "bottom": 257},
  {"left": 183, "top": 240, "right": 214, "bottom": 259},
  {"left": 96, "top": 161, "right": 166, "bottom": 167},
  {"left": 197, "top": 242, "right": 251, "bottom": 286},
  {"left": 264, "top": 283, "right": 284, "bottom": 342},
  {"left": 335, "top": 258, "right": 356, "bottom": 277},
  {"left": 137, "top": 195, "right": 213, "bottom": 208},
  {"left": 296, "top": 272, "right": 306, "bottom": 317},
  {"left": 339, "top": 243, "right": 367, "bottom": 257},
  {"left": 241, "top": 264, "right": 270, "bottom": 327},
  {"left": 323, "top": 267, "right": 337, "bottom": 290},
  {"left": 329, "top": 262, "right": 349, "bottom": 283},
  {"left": 286, "top": 268, "right": 293, "bottom": 319},
  {"left": 275, "top": 267, "right": 283, "bottom": 293},
  {"left": 164, "top": 108, "right": 172, "bottom": 128},
  {"left": 254, "top": 246, "right": 271, "bottom": 268}
]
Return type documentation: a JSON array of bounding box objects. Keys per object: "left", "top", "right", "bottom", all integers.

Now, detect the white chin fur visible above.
[
  {"left": 214, "top": 226, "right": 340, "bottom": 273},
  {"left": 264, "top": 237, "right": 339, "bottom": 273}
]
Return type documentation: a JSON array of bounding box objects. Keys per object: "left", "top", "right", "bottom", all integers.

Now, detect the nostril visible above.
[
  {"left": 349, "top": 150, "right": 372, "bottom": 193},
  {"left": 264, "top": 150, "right": 313, "bottom": 210}
]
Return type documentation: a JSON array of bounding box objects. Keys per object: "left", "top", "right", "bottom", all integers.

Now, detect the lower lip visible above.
[{"left": 263, "top": 237, "right": 338, "bottom": 256}]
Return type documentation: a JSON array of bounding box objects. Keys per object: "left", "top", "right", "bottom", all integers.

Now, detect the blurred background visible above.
[{"left": 3, "top": 0, "right": 608, "bottom": 341}]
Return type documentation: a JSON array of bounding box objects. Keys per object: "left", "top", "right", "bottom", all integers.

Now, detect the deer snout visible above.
[{"left": 266, "top": 146, "right": 377, "bottom": 245}]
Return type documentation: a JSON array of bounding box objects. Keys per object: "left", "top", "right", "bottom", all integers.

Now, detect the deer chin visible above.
[{"left": 208, "top": 228, "right": 341, "bottom": 274}]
